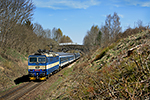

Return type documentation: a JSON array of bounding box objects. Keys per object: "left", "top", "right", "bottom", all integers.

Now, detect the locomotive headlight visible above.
[{"left": 42, "top": 69, "right": 46, "bottom": 71}]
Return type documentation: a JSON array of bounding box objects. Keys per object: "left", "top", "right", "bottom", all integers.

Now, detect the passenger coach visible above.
[{"left": 57, "top": 52, "right": 75, "bottom": 67}]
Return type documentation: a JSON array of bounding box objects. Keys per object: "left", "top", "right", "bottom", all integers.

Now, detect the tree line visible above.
[
  {"left": 0, "top": 0, "right": 72, "bottom": 55},
  {"left": 83, "top": 12, "right": 148, "bottom": 49}
]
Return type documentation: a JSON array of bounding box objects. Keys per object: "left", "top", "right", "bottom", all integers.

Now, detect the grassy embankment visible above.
[{"left": 0, "top": 48, "right": 28, "bottom": 92}]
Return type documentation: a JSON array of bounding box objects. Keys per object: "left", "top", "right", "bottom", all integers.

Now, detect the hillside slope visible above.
[
  {"left": 0, "top": 49, "right": 28, "bottom": 92},
  {"left": 45, "top": 30, "right": 150, "bottom": 99}
]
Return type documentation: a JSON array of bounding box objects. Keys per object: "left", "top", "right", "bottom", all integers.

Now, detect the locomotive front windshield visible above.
[
  {"left": 29, "top": 57, "right": 46, "bottom": 63},
  {"left": 29, "top": 57, "right": 37, "bottom": 63},
  {"left": 38, "top": 57, "right": 46, "bottom": 63}
]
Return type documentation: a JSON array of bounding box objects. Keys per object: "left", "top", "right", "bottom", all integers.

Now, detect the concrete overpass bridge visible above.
[{"left": 58, "top": 43, "right": 89, "bottom": 54}]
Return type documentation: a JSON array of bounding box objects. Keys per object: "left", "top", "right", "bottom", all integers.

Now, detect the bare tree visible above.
[
  {"left": 33, "top": 23, "right": 46, "bottom": 38},
  {"left": 136, "top": 20, "right": 143, "bottom": 28},
  {"left": 52, "top": 27, "right": 57, "bottom": 39},
  {"left": 52, "top": 28, "right": 63, "bottom": 43},
  {"left": 105, "top": 12, "right": 121, "bottom": 42},
  {"left": 44, "top": 29, "right": 51, "bottom": 39},
  {"left": 96, "top": 31, "right": 102, "bottom": 47},
  {"left": 83, "top": 33, "right": 91, "bottom": 48},
  {"left": 59, "top": 35, "right": 73, "bottom": 43},
  {"left": 112, "top": 12, "right": 122, "bottom": 41},
  {"left": 83, "top": 12, "right": 121, "bottom": 49},
  {"left": 0, "top": 0, "right": 35, "bottom": 48},
  {"left": 83, "top": 25, "right": 100, "bottom": 48},
  {"left": 100, "top": 25, "right": 109, "bottom": 47},
  {"left": 90, "top": 25, "right": 100, "bottom": 46}
]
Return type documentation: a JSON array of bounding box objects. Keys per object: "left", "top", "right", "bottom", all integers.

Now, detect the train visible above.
[{"left": 28, "top": 49, "right": 80, "bottom": 81}]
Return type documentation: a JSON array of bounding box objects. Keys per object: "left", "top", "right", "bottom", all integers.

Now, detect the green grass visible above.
[
  {"left": 5, "top": 49, "right": 27, "bottom": 61},
  {"left": 92, "top": 42, "right": 117, "bottom": 62},
  {"left": 36, "top": 66, "right": 75, "bottom": 99},
  {"left": 63, "top": 67, "right": 74, "bottom": 76},
  {"left": 0, "top": 55, "right": 5, "bottom": 62}
]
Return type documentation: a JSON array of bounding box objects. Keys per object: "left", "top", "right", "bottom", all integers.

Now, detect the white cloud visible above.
[
  {"left": 109, "top": 0, "right": 150, "bottom": 8},
  {"left": 48, "top": 14, "right": 53, "bottom": 16},
  {"left": 118, "top": 14, "right": 124, "bottom": 18},
  {"left": 141, "top": 2, "right": 150, "bottom": 7},
  {"left": 124, "top": 0, "right": 150, "bottom": 7},
  {"left": 102, "top": 14, "right": 106, "bottom": 17},
  {"left": 114, "top": 4, "right": 120, "bottom": 7},
  {"left": 33, "top": 0, "right": 101, "bottom": 9}
]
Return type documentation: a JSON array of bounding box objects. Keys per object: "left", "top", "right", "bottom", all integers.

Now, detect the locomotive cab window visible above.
[
  {"left": 29, "top": 57, "right": 37, "bottom": 63},
  {"left": 38, "top": 57, "right": 46, "bottom": 63}
]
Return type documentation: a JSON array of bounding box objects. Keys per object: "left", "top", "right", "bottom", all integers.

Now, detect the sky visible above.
[{"left": 32, "top": 0, "right": 150, "bottom": 44}]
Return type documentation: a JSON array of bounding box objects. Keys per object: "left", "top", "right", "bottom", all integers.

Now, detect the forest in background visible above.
[
  {"left": 0, "top": 0, "right": 72, "bottom": 55},
  {"left": 83, "top": 12, "right": 149, "bottom": 51},
  {"left": 0, "top": 0, "right": 149, "bottom": 55}
]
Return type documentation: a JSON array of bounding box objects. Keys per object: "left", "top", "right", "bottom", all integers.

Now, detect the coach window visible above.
[
  {"left": 50, "top": 58, "right": 53, "bottom": 62},
  {"left": 61, "top": 58, "right": 63, "bottom": 62}
]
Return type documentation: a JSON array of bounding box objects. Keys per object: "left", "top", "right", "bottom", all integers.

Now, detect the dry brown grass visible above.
[{"left": 46, "top": 30, "right": 150, "bottom": 100}]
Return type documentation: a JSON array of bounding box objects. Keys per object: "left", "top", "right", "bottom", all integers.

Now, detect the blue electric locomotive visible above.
[
  {"left": 28, "top": 50, "right": 80, "bottom": 81},
  {"left": 28, "top": 51, "right": 59, "bottom": 80}
]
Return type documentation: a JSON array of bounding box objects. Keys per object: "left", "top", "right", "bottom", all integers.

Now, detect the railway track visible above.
[
  {"left": 0, "top": 81, "right": 44, "bottom": 100},
  {"left": 0, "top": 60, "right": 79, "bottom": 100}
]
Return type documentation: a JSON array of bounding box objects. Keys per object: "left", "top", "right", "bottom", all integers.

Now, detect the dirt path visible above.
[{"left": 67, "top": 61, "right": 76, "bottom": 68}]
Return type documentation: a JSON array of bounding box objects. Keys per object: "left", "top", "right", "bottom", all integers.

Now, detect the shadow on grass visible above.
[
  {"left": 14, "top": 75, "right": 29, "bottom": 85},
  {"left": 14, "top": 75, "right": 46, "bottom": 85}
]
